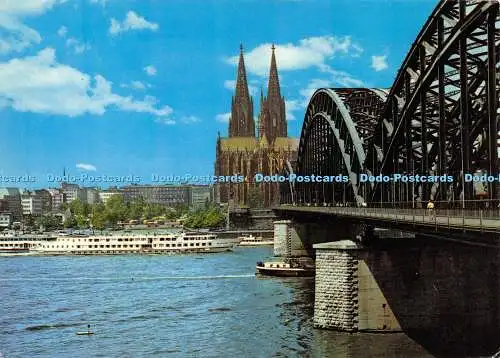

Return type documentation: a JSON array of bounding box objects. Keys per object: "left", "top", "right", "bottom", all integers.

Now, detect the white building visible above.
[
  {"left": 84, "top": 187, "right": 101, "bottom": 204},
  {"left": 47, "top": 189, "right": 65, "bottom": 211},
  {"left": 21, "top": 195, "right": 43, "bottom": 216},
  {"left": 61, "top": 183, "right": 85, "bottom": 203},
  {"left": 0, "top": 212, "right": 12, "bottom": 228}
]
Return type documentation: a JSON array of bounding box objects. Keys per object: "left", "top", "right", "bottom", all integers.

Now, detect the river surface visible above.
[{"left": 0, "top": 247, "right": 432, "bottom": 357}]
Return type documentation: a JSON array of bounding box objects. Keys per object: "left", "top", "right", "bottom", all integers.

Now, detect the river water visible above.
[{"left": 0, "top": 248, "right": 432, "bottom": 357}]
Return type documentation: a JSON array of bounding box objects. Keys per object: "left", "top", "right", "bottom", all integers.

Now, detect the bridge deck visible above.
[{"left": 275, "top": 205, "right": 500, "bottom": 234}]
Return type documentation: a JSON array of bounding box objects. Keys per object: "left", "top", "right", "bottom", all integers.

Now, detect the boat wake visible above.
[
  {"left": 25, "top": 322, "right": 85, "bottom": 331},
  {"left": 0, "top": 274, "right": 255, "bottom": 282}
]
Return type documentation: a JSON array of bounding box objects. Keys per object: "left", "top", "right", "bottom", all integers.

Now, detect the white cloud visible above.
[
  {"left": 57, "top": 25, "right": 67, "bottom": 37},
  {"left": 215, "top": 112, "right": 230, "bottom": 123},
  {"left": 0, "top": 1, "right": 69, "bottom": 55},
  {"left": 285, "top": 100, "right": 302, "bottom": 121},
  {"left": 66, "top": 37, "right": 91, "bottom": 54},
  {"left": 144, "top": 65, "right": 157, "bottom": 76},
  {"left": 371, "top": 55, "right": 388, "bottom": 71},
  {"left": 155, "top": 117, "right": 176, "bottom": 125},
  {"left": 0, "top": 0, "right": 66, "bottom": 16},
  {"left": 0, "top": 14, "right": 42, "bottom": 54},
  {"left": 0, "top": 48, "right": 174, "bottom": 119},
  {"left": 223, "top": 79, "right": 258, "bottom": 96},
  {"left": 285, "top": 72, "right": 364, "bottom": 120},
  {"left": 318, "top": 65, "right": 364, "bottom": 87},
  {"left": 76, "top": 163, "right": 97, "bottom": 171},
  {"left": 181, "top": 115, "right": 201, "bottom": 124},
  {"left": 130, "top": 80, "right": 146, "bottom": 90},
  {"left": 109, "top": 11, "right": 159, "bottom": 35},
  {"left": 225, "top": 36, "right": 363, "bottom": 76},
  {"left": 89, "top": 0, "right": 107, "bottom": 5},
  {"left": 121, "top": 81, "right": 150, "bottom": 90}
]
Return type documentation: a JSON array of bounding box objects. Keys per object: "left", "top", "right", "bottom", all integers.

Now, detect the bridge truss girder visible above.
[{"left": 287, "top": 0, "right": 499, "bottom": 208}]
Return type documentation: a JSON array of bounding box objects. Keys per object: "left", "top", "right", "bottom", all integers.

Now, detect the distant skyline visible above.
[{"left": 0, "top": 0, "right": 438, "bottom": 188}]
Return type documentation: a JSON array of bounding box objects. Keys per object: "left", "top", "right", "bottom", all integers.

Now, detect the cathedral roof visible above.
[
  {"left": 219, "top": 137, "right": 258, "bottom": 151},
  {"left": 273, "top": 137, "right": 299, "bottom": 151},
  {"left": 218, "top": 136, "right": 298, "bottom": 152}
]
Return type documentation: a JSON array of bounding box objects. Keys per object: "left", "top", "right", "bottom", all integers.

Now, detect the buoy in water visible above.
[{"left": 76, "top": 324, "right": 94, "bottom": 335}]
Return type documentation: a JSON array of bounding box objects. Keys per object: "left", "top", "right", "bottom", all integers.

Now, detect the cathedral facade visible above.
[{"left": 214, "top": 45, "right": 298, "bottom": 208}]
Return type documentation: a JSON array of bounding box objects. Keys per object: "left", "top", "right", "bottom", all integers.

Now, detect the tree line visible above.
[{"left": 33, "top": 195, "right": 225, "bottom": 230}]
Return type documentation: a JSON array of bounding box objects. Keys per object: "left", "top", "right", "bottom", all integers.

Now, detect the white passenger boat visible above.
[
  {"left": 237, "top": 234, "right": 274, "bottom": 247},
  {"left": 0, "top": 234, "right": 56, "bottom": 255},
  {"left": 29, "top": 232, "right": 235, "bottom": 255}
]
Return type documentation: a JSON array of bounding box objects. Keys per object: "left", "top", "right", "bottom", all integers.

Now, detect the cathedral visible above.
[{"left": 214, "top": 45, "right": 298, "bottom": 207}]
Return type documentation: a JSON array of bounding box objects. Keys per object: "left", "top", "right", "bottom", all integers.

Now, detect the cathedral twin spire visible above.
[
  {"left": 229, "top": 44, "right": 254, "bottom": 137},
  {"left": 228, "top": 44, "right": 286, "bottom": 143}
]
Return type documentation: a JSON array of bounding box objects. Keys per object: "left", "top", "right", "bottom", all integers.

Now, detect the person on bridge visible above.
[{"left": 427, "top": 200, "right": 435, "bottom": 219}]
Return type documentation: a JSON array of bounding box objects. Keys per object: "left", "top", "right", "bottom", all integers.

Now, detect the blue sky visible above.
[{"left": 0, "top": 0, "right": 437, "bottom": 188}]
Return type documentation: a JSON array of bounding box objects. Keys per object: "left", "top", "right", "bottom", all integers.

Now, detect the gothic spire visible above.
[
  {"left": 267, "top": 43, "right": 281, "bottom": 100},
  {"left": 258, "top": 43, "right": 287, "bottom": 143},
  {"left": 229, "top": 44, "right": 255, "bottom": 137},
  {"left": 234, "top": 44, "right": 250, "bottom": 104}
]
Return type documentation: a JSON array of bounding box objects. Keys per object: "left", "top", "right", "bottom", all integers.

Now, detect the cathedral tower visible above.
[
  {"left": 228, "top": 45, "right": 255, "bottom": 137},
  {"left": 258, "top": 44, "right": 287, "bottom": 143}
]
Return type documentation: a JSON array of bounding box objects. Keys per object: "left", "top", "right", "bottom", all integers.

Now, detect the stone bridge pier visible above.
[
  {"left": 272, "top": 219, "right": 500, "bottom": 356},
  {"left": 313, "top": 238, "right": 500, "bottom": 356}
]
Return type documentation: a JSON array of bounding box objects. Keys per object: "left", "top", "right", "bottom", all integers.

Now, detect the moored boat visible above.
[
  {"left": 238, "top": 234, "right": 274, "bottom": 247},
  {"left": 0, "top": 234, "right": 56, "bottom": 255},
  {"left": 29, "top": 231, "right": 235, "bottom": 255},
  {"left": 255, "top": 261, "right": 315, "bottom": 277}
]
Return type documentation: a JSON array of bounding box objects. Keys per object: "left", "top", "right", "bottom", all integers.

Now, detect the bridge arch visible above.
[
  {"left": 369, "top": 0, "right": 500, "bottom": 206},
  {"left": 294, "top": 88, "right": 387, "bottom": 206},
  {"left": 285, "top": 0, "right": 499, "bottom": 210}
]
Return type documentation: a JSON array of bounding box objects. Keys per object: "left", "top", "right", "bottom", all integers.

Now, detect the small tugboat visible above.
[{"left": 255, "top": 261, "right": 315, "bottom": 277}]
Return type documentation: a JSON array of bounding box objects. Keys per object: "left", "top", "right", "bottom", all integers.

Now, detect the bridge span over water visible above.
[
  {"left": 279, "top": 0, "right": 499, "bottom": 211},
  {"left": 269, "top": 1, "right": 500, "bottom": 356}
]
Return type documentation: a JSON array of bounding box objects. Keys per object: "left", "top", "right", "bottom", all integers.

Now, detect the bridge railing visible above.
[
  {"left": 279, "top": 203, "right": 500, "bottom": 232},
  {"left": 281, "top": 199, "right": 500, "bottom": 220}
]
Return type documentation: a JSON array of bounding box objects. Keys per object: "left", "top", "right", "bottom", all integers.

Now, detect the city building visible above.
[
  {"left": 0, "top": 212, "right": 12, "bottom": 228},
  {"left": 121, "top": 184, "right": 190, "bottom": 207},
  {"left": 61, "top": 183, "right": 85, "bottom": 203},
  {"left": 0, "top": 188, "right": 22, "bottom": 221},
  {"left": 190, "top": 185, "right": 214, "bottom": 209},
  {"left": 99, "top": 189, "right": 122, "bottom": 204},
  {"left": 34, "top": 189, "right": 52, "bottom": 213},
  {"left": 214, "top": 45, "right": 298, "bottom": 207},
  {"left": 83, "top": 187, "right": 100, "bottom": 205},
  {"left": 47, "top": 189, "right": 65, "bottom": 211},
  {"left": 21, "top": 193, "right": 43, "bottom": 216}
]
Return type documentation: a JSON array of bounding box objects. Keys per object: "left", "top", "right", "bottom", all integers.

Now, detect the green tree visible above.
[
  {"left": 91, "top": 203, "right": 106, "bottom": 230},
  {"left": 64, "top": 215, "right": 78, "bottom": 228},
  {"left": 24, "top": 214, "right": 36, "bottom": 230},
  {"left": 127, "top": 196, "right": 145, "bottom": 221},
  {"left": 36, "top": 215, "right": 62, "bottom": 231},
  {"left": 105, "top": 195, "right": 128, "bottom": 226}
]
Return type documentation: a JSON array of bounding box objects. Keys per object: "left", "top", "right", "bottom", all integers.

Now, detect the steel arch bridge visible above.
[{"left": 282, "top": 0, "right": 500, "bottom": 209}]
